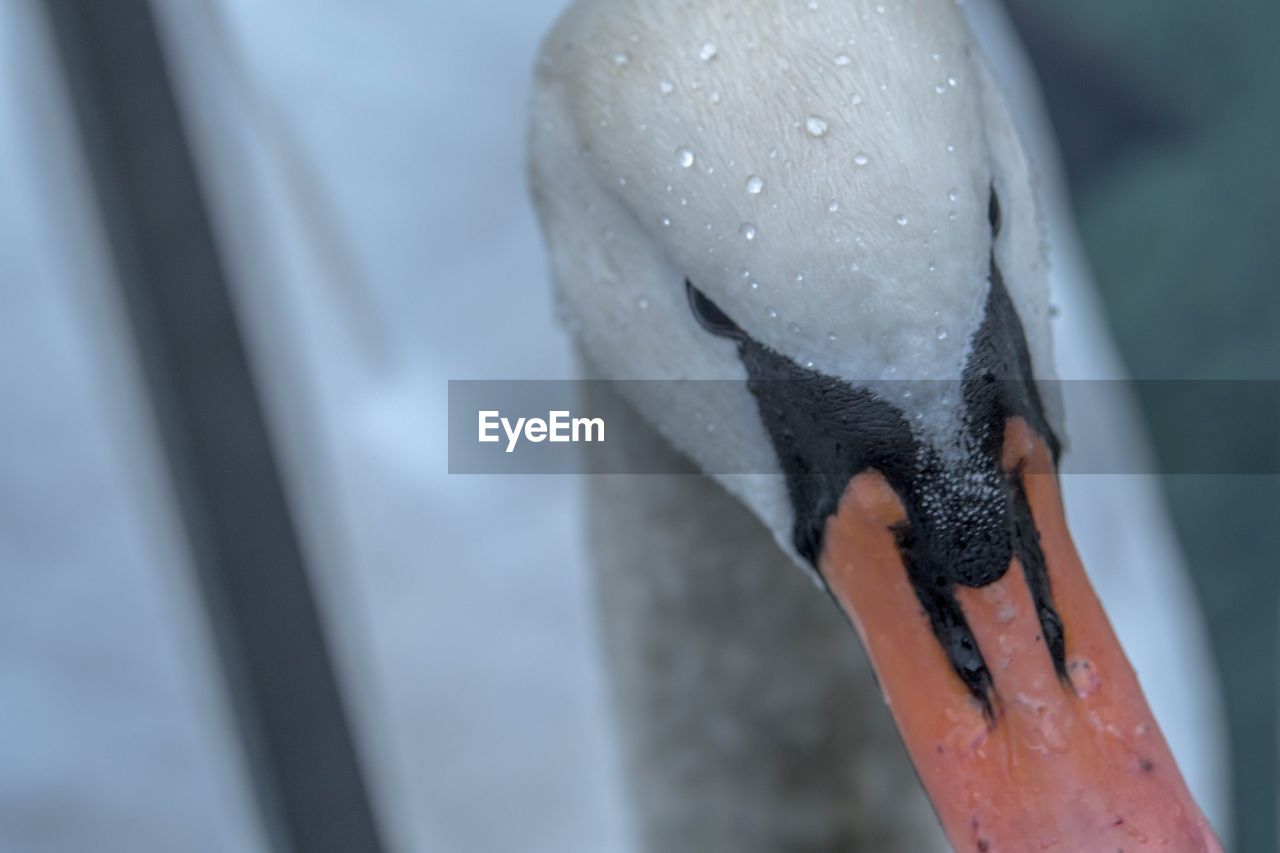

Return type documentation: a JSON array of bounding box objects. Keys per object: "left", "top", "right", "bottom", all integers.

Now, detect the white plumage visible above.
[{"left": 530, "top": 0, "right": 1229, "bottom": 845}]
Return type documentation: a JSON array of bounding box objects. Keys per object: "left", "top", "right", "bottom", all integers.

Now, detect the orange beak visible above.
[{"left": 820, "top": 416, "right": 1222, "bottom": 851}]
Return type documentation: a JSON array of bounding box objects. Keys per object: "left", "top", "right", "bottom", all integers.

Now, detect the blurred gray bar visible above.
[
  {"left": 40, "top": 2, "right": 387, "bottom": 852},
  {"left": 449, "top": 379, "right": 1280, "bottom": 475}
]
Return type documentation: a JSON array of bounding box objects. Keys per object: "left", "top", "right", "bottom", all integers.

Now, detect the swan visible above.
[{"left": 528, "top": 0, "right": 1225, "bottom": 848}]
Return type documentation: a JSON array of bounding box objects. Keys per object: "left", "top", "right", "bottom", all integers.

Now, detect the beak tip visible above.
[{"left": 820, "top": 424, "right": 1222, "bottom": 852}]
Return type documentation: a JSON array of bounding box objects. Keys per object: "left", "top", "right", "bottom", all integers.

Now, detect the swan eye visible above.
[
  {"left": 686, "top": 279, "right": 744, "bottom": 339},
  {"left": 988, "top": 185, "right": 1002, "bottom": 237}
]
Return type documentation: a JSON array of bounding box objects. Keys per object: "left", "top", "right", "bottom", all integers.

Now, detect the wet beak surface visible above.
[{"left": 819, "top": 418, "right": 1222, "bottom": 851}]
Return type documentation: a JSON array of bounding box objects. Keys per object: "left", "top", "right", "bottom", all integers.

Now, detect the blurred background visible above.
[{"left": 0, "top": 0, "right": 1274, "bottom": 851}]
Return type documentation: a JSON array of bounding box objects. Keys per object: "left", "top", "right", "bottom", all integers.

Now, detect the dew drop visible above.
[
  {"left": 826, "top": 331, "right": 839, "bottom": 342},
  {"left": 766, "top": 306, "right": 779, "bottom": 319},
  {"left": 895, "top": 214, "right": 908, "bottom": 226},
  {"left": 828, "top": 200, "right": 840, "bottom": 212},
  {"left": 934, "top": 83, "right": 946, "bottom": 94},
  {"left": 699, "top": 41, "right": 718, "bottom": 61},
  {"left": 659, "top": 80, "right": 674, "bottom": 95},
  {"left": 936, "top": 325, "right": 948, "bottom": 340},
  {"left": 853, "top": 152, "right": 869, "bottom": 166},
  {"left": 805, "top": 115, "right": 829, "bottom": 137},
  {"left": 947, "top": 76, "right": 958, "bottom": 87},
  {"left": 709, "top": 90, "right": 722, "bottom": 104},
  {"left": 636, "top": 297, "right": 649, "bottom": 311},
  {"left": 928, "top": 261, "right": 937, "bottom": 273},
  {"left": 850, "top": 93, "right": 863, "bottom": 106},
  {"left": 835, "top": 53, "right": 851, "bottom": 66},
  {"left": 745, "top": 174, "right": 765, "bottom": 194},
  {"left": 739, "top": 222, "right": 758, "bottom": 241},
  {"left": 748, "top": 279, "right": 760, "bottom": 290},
  {"left": 788, "top": 321, "right": 802, "bottom": 335},
  {"left": 659, "top": 215, "right": 671, "bottom": 227},
  {"left": 676, "top": 146, "right": 695, "bottom": 168},
  {"left": 947, "top": 187, "right": 959, "bottom": 203},
  {"left": 613, "top": 51, "right": 631, "bottom": 66},
  {"left": 946, "top": 142, "right": 956, "bottom": 153}
]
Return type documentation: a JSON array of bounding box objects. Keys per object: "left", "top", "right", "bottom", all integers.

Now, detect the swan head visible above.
[
  {"left": 529, "top": 0, "right": 1219, "bottom": 849},
  {"left": 529, "top": 0, "right": 1059, "bottom": 550}
]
